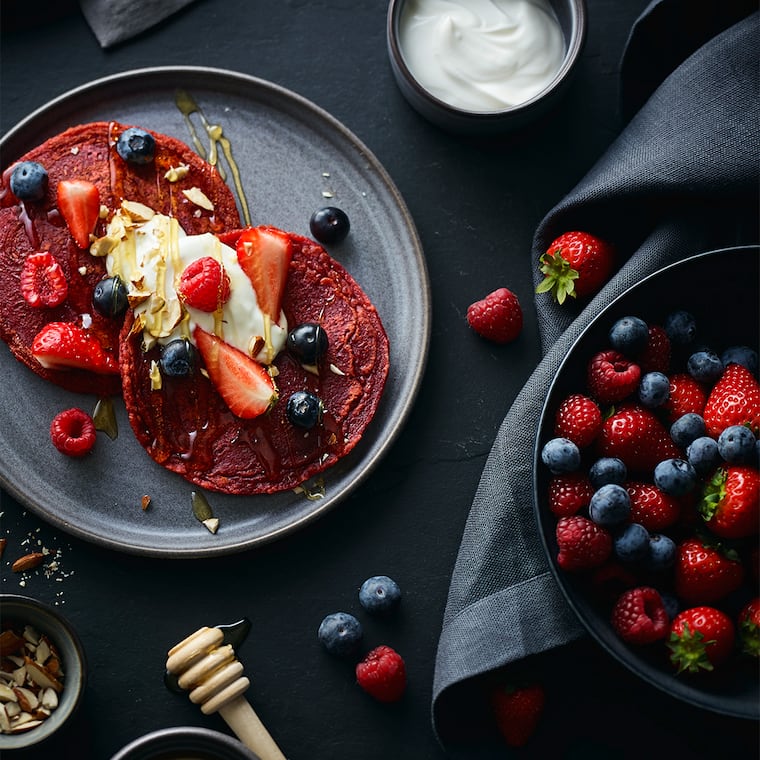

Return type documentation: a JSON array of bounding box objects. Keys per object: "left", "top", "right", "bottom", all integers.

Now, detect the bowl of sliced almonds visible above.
[{"left": 0, "top": 594, "right": 86, "bottom": 750}]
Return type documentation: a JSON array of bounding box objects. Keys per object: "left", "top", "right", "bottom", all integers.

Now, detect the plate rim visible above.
[
  {"left": 533, "top": 245, "right": 760, "bottom": 719},
  {"left": 0, "top": 65, "right": 432, "bottom": 558}
]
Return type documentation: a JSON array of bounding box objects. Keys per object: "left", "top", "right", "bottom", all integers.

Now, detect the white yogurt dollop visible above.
[{"left": 398, "top": 0, "right": 566, "bottom": 112}]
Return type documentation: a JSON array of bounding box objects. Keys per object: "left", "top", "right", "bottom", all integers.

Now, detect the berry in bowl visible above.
[
  {"left": 534, "top": 246, "right": 760, "bottom": 718},
  {"left": 387, "top": 0, "right": 587, "bottom": 134}
]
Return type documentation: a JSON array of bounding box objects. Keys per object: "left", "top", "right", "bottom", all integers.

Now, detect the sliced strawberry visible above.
[
  {"left": 194, "top": 326, "right": 278, "bottom": 419},
  {"left": 57, "top": 179, "right": 100, "bottom": 248},
  {"left": 20, "top": 251, "right": 68, "bottom": 308},
  {"left": 235, "top": 226, "right": 293, "bottom": 320},
  {"left": 32, "top": 321, "right": 118, "bottom": 374}
]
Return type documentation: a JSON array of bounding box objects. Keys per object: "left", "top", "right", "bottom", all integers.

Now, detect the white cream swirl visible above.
[{"left": 399, "top": 0, "right": 566, "bottom": 112}]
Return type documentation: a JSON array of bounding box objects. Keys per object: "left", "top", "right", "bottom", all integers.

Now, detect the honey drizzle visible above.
[{"left": 175, "top": 90, "right": 251, "bottom": 226}]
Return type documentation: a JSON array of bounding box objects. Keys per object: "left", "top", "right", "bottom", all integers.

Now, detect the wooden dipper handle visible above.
[{"left": 166, "top": 626, "right": 286, "bottom": 760}]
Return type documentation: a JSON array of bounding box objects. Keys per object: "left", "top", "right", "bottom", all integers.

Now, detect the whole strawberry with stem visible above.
[
  {"left": 703, "top": 362, "right": 760, "bottom": 437},
  {"left": 596, "top": 404, "right": 680, "bottom": 474},
  {"left": 674, "top": 536, "right": 744, "bottom": 605},
  {"left": 668, "top": 606, "right": 735, "bottom": 673},
  {"left": 699, "top": 465, "right": 760, "bottom": 539},
  {"left": 536, "top": 231, "right": 615, "bottom": 303},
  {"left": 738, "top": 597, "right": 760, "bottom": 657},
  {"left": 490, "top": 682, "right": 545, "bottom": 748}
]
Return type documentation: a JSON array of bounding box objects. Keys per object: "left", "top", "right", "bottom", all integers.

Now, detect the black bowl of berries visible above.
[{"left": 534, "top": 246, "right": 759, "bottom": 719}]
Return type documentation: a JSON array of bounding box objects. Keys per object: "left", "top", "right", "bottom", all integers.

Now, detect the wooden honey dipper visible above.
[{"left": 166, "top": 625, "right": 286, "bottom": 760}]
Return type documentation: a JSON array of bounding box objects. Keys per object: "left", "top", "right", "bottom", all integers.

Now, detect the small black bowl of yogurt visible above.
[{"left": 387, "top": 0, "right": 587, "bottom": 134}]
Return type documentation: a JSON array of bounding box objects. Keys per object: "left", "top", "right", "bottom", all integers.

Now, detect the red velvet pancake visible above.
[
  {"left": 0, "top": 121, "right": 240, "bottom": 396},
  {"left": 120, "top": 231, "right": 390, "bottom": 494}
]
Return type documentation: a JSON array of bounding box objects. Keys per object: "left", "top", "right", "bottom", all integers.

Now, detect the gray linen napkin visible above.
[
  {"left": 79, "top": 0, "right": 196, "bottom": 48},
  {"left": 432, "top": 2, "right": 759, "bottom": 743}
]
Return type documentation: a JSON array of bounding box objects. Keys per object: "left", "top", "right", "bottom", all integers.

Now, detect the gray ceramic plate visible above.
[{"left": 0, "top": 66, "right": 430, "bottom": 557}]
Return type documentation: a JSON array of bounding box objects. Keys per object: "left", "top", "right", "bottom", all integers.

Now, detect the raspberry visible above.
[
  {"left": 587, "top": 350, "right": 641, "bottom": 404},
  {"left": 548, "top": 473, "right": 593, "bottom": 517},
  {"left": 178, "top": 257, "right": 231, "bottom": 312},
  {"left": 555, "top": 515, "right": 612, "bottom": 571},
  {"left": 20, "top": 251, "right": 68, "bottom": 308},
  {"left": 611, "top": 586, "right": 669, "bottom": 645},
  {"left": 50, "top": 408, "right": 97, "bottom": 457},
  {"left": 355, "top": 645, "right": 406, "bottom": 702},
  {"left": 553, "top": 393, "right": 602, "bottom": 448},
  {"left": 466, "top": 287, "right": 522, "bottom": 344}
]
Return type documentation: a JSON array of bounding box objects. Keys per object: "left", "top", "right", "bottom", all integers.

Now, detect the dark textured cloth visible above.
[
  {"left": 432, "top": 2, "right": 759, "bottom": 744},
  {"left": 79, "top": 0, "right": 196, "bottom": 48}
]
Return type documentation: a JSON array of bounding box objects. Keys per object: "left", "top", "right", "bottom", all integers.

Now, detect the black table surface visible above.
[{"left": 1, "top": 2, "right": 758, "bottom": 758}]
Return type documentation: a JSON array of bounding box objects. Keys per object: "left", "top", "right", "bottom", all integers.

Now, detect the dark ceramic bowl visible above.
[
  {"left": 0, "top": 594, "right": 87, "bottom": 750},
  {"left": 534, "top": 246, "right": 760, "bottom": 719},
  {"left": 387, "top": 0, "right": 587, "bottom": 135},
  {"left": 110, "top": 726, "right": 261, "bottom": 760}
]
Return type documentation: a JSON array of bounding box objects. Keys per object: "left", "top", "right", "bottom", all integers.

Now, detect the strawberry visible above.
[
  {"left": 586, "top": 350, "right": 640, "bottom": 405},
  {"left": 56, "top": 179, "right": 100, "bottom": 248},
  {"left": 466, "top": 287, "right": 523, "bottom": 344},
  {"left": 611, "top": 586, "right": 669, "bottom": 645},
  {"left": 490, "top": 683, "right": 545, "bottom": 747},
  {"left": 32, "top": 321, "right": 118, "bottom": 374},
  {"left": 674, "top": 536, "right": 744, "bottom": 605},
  {"left": 596, "top": 405, "right": 679, "bottom": 474},
  {"left": 178, "top": 256, "right": 231, "bottom": 312},
  {"left": 699, "top": 465, "right": 760, "bottom": 539},
  {"left": 637, "top": 324, "right": 671, "bottom": 374},
  {"left": 194, "top": 326, "right": 278, "bottom": 419},
  {"left": 703, "top": 363, "right": 760, "bottom": 437},
  {"left": 555, "top": 515, "right": 612, "bottom": 571},
  {"left": 50, "top": 408, "right": 97, "bottom": 457},
  {"left": 536, "top": 230, "right": 615, "bottom": 303},
  {"left": 19, "top": 251, "right": 68, "bottom": 308},
  {"left": 625, "top": 481, "right": 681, "bottom": 531},
  {"left": 235, "top": 226, "right": 292, "bottom": 320},
  {"left": 661, "top": 373, "right": 707, "bottom": 425},
  {"left": 667, "top": 606, "right": 735, "bottom": 672},
  {"left": 548, "top": 473, "right": 593, "bottom": 517},
  {"left": 355, "top": 645, "right": 406, "bottom": 702},
  {"left": 553, "top": 393, "right": 602, "bottom": 447},
  {"left": 738, "top": 597, "right": 760, "bottom": 657}
]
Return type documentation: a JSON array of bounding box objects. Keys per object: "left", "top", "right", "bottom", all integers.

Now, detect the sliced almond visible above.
[
  {"left": 11, "top": 666, "right": 25, "bottom": 686},
  {"left": 40, "top": 688, "right": 58, "bottom": 710},
  {"left": 8, "top": 718, "right": 43, "bottom": 733},
  {"left": 23, "top": 658, "right": 63, "bottom": 694},
  {"left": 12, "top": 687, "right": 38, "bottom": 712},
  {"left": 0, "top": 704, "right": 10, "bottom": 732},
  {"left": 0, "top": 684, "right": 17, "bottom": 703},
  {"left": 34, "top": 638, "right": 50, "bottom": 666}
]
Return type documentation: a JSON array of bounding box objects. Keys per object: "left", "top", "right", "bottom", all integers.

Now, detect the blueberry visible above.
[
  {"left": 160, "top": 338, "right": 198, "bottom": 377},
  {"left": 93, "top": 275, "right": 128, "bottom": 318},
  {"left": 653, "top": 458, "right": 697, "bottom": 496},
  {"left": 287, "top": 323, "right": 329, "bottom": 366},
  {"left": 613, "top": 523, "right": 649, "bottom": 563},
  {"left": 358, "top": 575, "right": 402, "bottom": 615},
  {"left": 309, "top": 207, "right": 350, "bottom": 245},
  {"left": 686, "top": 436, "right": 721, "bottom": 475},
  {"left": 317, "top": 612, "right": 362, "bottom": 657},
  {"left": 638, "top": 371, "right": 670, "bottom": 408},
  {"left": 721, "top": 345, "right": 758, "bottom": 375},
  {"left": 286, "top": 390, "right": 323, "bottom": 429},
  {"left": 687, "top": 350, "right": 723, "bottom": 384},
  {"left": 540, "top": 437, "right": 580, "bottom": 474},
  {"left": 717, "top": 424, "right": 757, "bottom": 464},
  {"left": 644, "top": 533, "right": 677, "bottom": 572},
  {"left": 664, "top": 310, "right": 697, "bottom": 345},
  {"left": 589, "top": 483, "right": 631, "bottom": 527},
  {"left": 670, "top": 413, "right": 706, "bottom": 450},
  {"left": 10, "top": 161, "right": 48, "bottom": 201},
  {"left": 608, "top": 316, "right": 649, "bottom": 355},
  {"left": 660, "top": 592, "right": 680, "bottom": 620},
  {"left": 116, "top": 127, "right": 156, "bottom": 164},
  {"left": 589, "top": 457, "right": 627, "bottom": 489}
]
